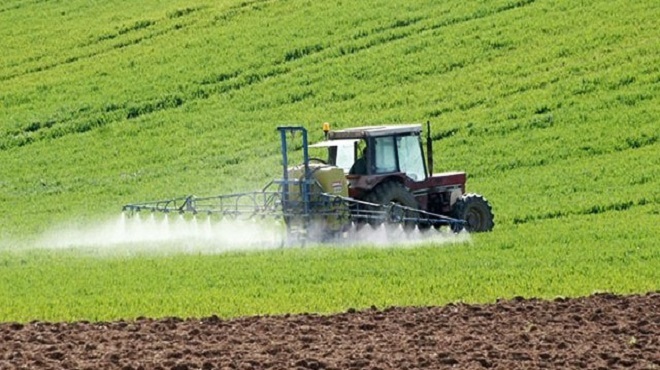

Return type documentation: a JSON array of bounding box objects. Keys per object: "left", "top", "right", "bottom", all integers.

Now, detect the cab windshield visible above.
[{"left": 373, "top": 135, "right": 425, "bottom": 181}]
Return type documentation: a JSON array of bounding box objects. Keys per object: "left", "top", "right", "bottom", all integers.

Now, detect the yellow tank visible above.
[
  {"left": 285, "top": 164, "right": 349, "bottom": 239},
  {"left": 287, "top": 164, "right": 347, "bottom": 197},
  {"left": 311, "top": 165, "right": 348, "bottom": 197}
]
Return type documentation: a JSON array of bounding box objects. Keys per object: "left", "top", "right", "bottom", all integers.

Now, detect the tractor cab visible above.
[
  {"left": 311, "top": 124, "right": 439, "bottom": 202},
  {"left": 311, "top": 125, "right": 428, "bottom": 180}
]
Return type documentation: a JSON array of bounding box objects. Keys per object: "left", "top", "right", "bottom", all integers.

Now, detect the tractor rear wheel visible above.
[
  {"left": 451, "top": 193, "right": 494, "bottom": 232},
  {"left": 364, "top": 181, "right": 418, "bottom": 230}
]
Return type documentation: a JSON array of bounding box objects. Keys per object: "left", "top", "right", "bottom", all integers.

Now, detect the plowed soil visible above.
[{"left": 1, "top": 293, "right": 658, "bottom": 370}]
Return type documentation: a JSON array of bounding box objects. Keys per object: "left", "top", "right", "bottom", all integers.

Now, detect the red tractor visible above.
[{"left": 311, "top": 122, "right": 494, "bottom": 232}]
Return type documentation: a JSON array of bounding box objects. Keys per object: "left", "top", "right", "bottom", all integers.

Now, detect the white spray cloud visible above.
[
  {"left": 30, "top": 213, "right": 286, "bottom": 256},
  {"left": 344, "top": 223, "right": 471, "bottom": 247},
  {"left": 17, "top": 213, "right": 470, "bottom": 257}
]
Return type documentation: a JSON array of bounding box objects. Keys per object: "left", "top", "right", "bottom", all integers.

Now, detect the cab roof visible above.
[{"left": 327, "top": 124, "right": 422, "bottom": 140}]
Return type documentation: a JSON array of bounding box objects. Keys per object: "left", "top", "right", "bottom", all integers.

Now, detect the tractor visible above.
[
  {"left": 122, "top": 123, "right": 493, "bottom": 243},
  {"left": 310, "top": 122, "right": 494, "bottom": 233}
]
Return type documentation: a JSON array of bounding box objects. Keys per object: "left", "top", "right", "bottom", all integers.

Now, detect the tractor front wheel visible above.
[{"left": 452, "top": 194, "right": 494, "bottom": 232}]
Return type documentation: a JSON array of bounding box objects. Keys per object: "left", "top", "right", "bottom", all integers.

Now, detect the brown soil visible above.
[{"left": 1, "top": 292, "right": 658, "bottom": 370}]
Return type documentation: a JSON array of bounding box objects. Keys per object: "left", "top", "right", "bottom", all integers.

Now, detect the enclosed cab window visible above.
[
  {"left": 370, "top": 135, "right": 426, "bottom": 180},
  {"left": 373, "top": 137, "right": 397, "bottom": 173},
  {"left": 396, "top": 135, "right": 425, "bottom": 181}
]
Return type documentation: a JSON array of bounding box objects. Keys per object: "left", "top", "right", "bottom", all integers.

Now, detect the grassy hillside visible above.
[
  {"left": 0, "top": 0, "right": 658, "bottom": 321},
  {"left": 1, "top": 0, "right": 657, "bottom": 235}
]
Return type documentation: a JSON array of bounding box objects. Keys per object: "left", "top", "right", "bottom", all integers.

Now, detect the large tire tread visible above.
[
  {"left": 363, "top": 181, "right": 418, "bottom": 229},
  {"left": 452, "top": 193, "right": 494, "bottom": 232}
]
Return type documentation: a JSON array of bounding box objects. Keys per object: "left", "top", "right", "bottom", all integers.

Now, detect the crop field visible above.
[
  {"left": 0, "top": 205, "right": 658, "bottom": 323},
  {"left": 0, "top": 0, "right": 658, "bottom": 367}
]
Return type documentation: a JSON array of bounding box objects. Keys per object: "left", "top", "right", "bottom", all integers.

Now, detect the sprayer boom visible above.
[
  {"left": 122, "top": 189, "right": 465, "bottom": 241},
  {"left": 122, "top": 187, "right": 282, "bottom": 219}
]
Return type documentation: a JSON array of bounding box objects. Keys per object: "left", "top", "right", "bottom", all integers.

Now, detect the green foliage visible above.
[
  {"left": 0, "top": 0, "right": 658, "bottom": 321},
  {"left": 0, "top": 202, "right": 656, "bottom": 322}
]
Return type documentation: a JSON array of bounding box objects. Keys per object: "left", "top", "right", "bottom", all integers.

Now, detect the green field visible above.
[{"left": 0, "top": 0, "right": 658, "bottom": 322}]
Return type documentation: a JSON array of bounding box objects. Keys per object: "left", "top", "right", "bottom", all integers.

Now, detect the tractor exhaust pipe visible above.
[{"left": 426, "top": 121, "right": 433, "bottom": 175}]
